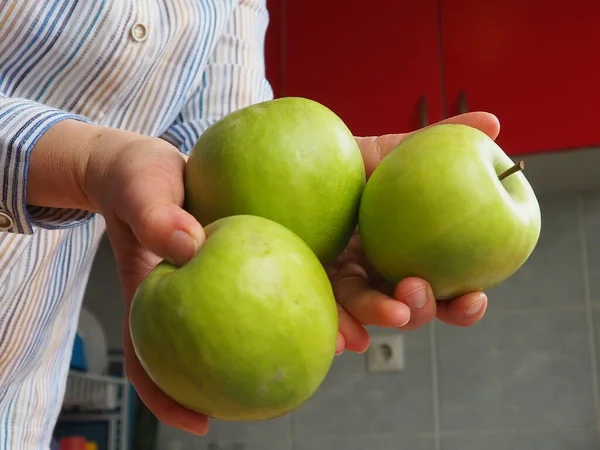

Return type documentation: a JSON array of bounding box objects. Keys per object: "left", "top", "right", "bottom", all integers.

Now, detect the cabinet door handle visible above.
[
  {"left": 419, "top": 96, "right": 428, "bottom": 128},
  {"left": 458, "top": 91, "right": 468, "bottom": 114}
]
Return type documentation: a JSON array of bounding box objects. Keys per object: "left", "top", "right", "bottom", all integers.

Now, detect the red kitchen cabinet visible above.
[
  {"left": 265, "top": 0, "right": 283, "bottom": 98},
  {"left": 442, "top": 0, "right": 600, "bottom": 155},
  {"left": 280, "top": 1, "right": 443, "bottom": 137},
  {"left": 266, "top": 0, "right": 600, "bottom": 156}
]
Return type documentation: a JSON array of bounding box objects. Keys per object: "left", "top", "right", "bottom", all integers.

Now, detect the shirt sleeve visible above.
[
  {"left": 161, "top": 0, "right": 275, "bottom": 155},
  {"left": 0, "top": 93, "right": 95, "bottom": 235}
]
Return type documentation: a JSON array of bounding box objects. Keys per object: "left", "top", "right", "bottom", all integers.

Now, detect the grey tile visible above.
[
  {"left": 207, "top": 415, "right": 291, "bottom": 440},
  {"left": 505, "top": 429, "right": 600, "bottom": 449},
  {"left": 502, "top": 310, "right": 595, "bottom": 429},
  {"left": 437, "top": 316, "right": 506, "bottom": 432},
  {"left": 442, "top": 430, "right": 600, "bottom": 450},
  {"left": 591, "top": 307, "right": 600, "bottom": 405},
  {"left": 292, "top": 326, "right": 434, "bottom": 437},
  {"left": 582, "top": 192, "right": 600, "bottom": 305},
  {"left": 156, "top": 424, "right": 200, "bottom": 449},
  {"left": 158, "top": 422, "right": 291, "bottom": 449},
  {"left": 437, "top": 310, "right": 595, "bottom": 433},
  {"left": 294, "top": 436, "right": 435, "bottom": 450},
  {"left": 157, "top": 424, "right": 291, "bottom": 450},
  {"left": 202, "top": 441, "right": 292, "bottom": 450},
  {"left": 442, "top": 434, "right": 508, "bottom": 450},
  {"left": 486, "top": 194, "right": 584, "bottom": 312}
]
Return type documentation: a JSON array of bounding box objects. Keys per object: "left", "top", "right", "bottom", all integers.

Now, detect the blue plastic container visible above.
[{"left": 70, "top": 333, "right": 88, "bottom": 372}]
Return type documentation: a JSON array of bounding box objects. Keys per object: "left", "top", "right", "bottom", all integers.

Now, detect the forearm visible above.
[{"left": 0, "top": 92, "right": 145, "bottom": 235}]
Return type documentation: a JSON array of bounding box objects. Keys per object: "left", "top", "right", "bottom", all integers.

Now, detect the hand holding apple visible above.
[
  {"left": 130, "top": 214, "right": 339, "bottom": 422},
  {"left": 329, "top": 111, "right": 507, "bottom": 353},
  {"left": 182, "top": 100, "right": 505, "bottom": 356},
  {"left": 122, "top": 97, "right": 532, "bottom": 430},
  {"left": 359, "top": 123, "right": 541, "bottom": 299},
  {"left": 81, "top": 130, "right": 210, "bottom": 435}
]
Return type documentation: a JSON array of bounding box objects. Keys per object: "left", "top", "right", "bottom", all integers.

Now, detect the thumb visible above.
[
  {"left": 430, "top": 111, "right": 500, "bottom": 140},
  {"left": 124, "top": 198, "right": 205, "bottom": 267}
]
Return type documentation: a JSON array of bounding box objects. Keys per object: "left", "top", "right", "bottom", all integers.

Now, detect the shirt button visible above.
[
  {"left": 0, "top": 210, "right": 14, "bottom": 232},
  {"left": 131, "top": 23, "right": 148, "bottom": 42}
]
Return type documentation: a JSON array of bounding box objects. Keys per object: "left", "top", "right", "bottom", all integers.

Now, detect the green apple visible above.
[
  {"left": 358, "top": 124, "right": 541, "bottom": 300},
  {"left": 184, "top": 97, "right": 366, "bottom": 263},
  {"left": 129, "top": 215, "right": 338, "bottom": 421}
]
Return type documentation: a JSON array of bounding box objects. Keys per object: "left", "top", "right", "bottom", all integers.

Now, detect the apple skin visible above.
[
  {"left": 183, "top": 97, "right": 366, "bottom": 264},
  {"left": 129, "top": 215, "right": 338, "bottom": 421},
  {"left": 358, "top": 124, "right": 542, "bottom": 300}
]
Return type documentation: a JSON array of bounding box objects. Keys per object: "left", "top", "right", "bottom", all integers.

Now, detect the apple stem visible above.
[{"left": 498, "top": 160, "right": 525, "bottom": 181}]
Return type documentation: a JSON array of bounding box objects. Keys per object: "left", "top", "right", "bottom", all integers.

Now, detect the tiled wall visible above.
[{"left": 83, "top": 192, "right": 600, "bottom": 450}]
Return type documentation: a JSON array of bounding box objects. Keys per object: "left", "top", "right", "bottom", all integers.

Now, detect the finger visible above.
[
  {"left": 122, "top": 323, "right": 210, "bottom": 435},
  {"left": 337, "top": 304, "right": 370, "bottom": 353},
  {"left": 433, "top": 111, "right": 500, "bottom": 140},
  {"left": 123, "top": 197, "right": 205, "bottom": 267},
  {"left": 110, "top": 226, "right": 209, "bottom": 435},
  {"left": 111, "top": 148, "right": 205, "bottom": 267},
  {"left": 394, "top": 277, "right": 437, "bottom": 331},
  {"left": 356, "top": 135, "right": 405, "bottom": 177},
  {"left": 335, "top": 332, "right": 346, "bottom": 355},
  {"left": 333, "top": 277, "right": 411, "bottom": 328},
  {"left": 436, "top": 291, "right": 488, "bottom": 327},
  {"left": 360, "top": 112, "right": 501, "bottom": 173}
]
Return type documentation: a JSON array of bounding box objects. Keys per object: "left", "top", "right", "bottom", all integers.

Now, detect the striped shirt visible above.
[{"left": 0, "top": 1, "right": 273, "bottom": 448}]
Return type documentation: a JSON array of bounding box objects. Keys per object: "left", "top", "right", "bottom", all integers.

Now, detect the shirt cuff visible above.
[{"left": 0, "top": 97, "right": 95, "bottom": 235}]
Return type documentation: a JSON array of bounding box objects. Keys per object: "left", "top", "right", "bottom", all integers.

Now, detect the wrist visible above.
[
  {"left": 27, "top": 120, "right": 145, "bottom": 214},
  {"left": 27, "top": 119, "right": 100, "bottom": 212}
]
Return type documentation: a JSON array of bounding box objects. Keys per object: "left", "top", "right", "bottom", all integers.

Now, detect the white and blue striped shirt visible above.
[{"left": 0, "top": 1, "right": 273, "bottom": 448}]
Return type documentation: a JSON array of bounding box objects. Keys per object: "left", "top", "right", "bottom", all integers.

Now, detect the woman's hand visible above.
[
  {"left": 65, "top": 112, "right": 499, "bottom": 434},
  {"left": 81, "top": 127, "right": 210, "bottom": 435},
  {"left": 327, "top": 112, "right": 500, "bottom": 354}
]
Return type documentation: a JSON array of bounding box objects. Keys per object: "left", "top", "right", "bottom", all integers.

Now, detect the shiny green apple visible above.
[
  {"left": 183, "top": 97, "right": 366, "bottom": 263},
  {"left": 129, "top": 215, "right": 338, "bottom": 421},
  {"left": 358, "top": 124, "right": 541, "bottom": 300}
]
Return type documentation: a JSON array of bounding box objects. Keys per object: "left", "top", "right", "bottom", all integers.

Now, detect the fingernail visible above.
[
  {"left": 175, "top": 416, "right": 209, "bottom": 436},
  {"left": 403, "top": 284, "right": 429, "bottom": 309},
  {"left": 168, "top": 230, "right": 200, "bottom": 266},
  {"left": 335, "top": 333, "right": 345, "bottom": 356},
  {"left": 465, "top": 294, "right": 487, "bottom": 317}
]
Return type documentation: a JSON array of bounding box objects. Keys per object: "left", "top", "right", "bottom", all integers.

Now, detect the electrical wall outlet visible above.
[{"left": 365, "top": 334, "right": 405, "bottom": 373}]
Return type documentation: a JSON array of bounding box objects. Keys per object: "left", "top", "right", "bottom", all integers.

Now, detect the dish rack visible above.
[
  {"left": 63, "top": 371, "right": 124, "bottom": 411},
  {"left": 59, "top": 355, "right": 131, "bottom": 450}
]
